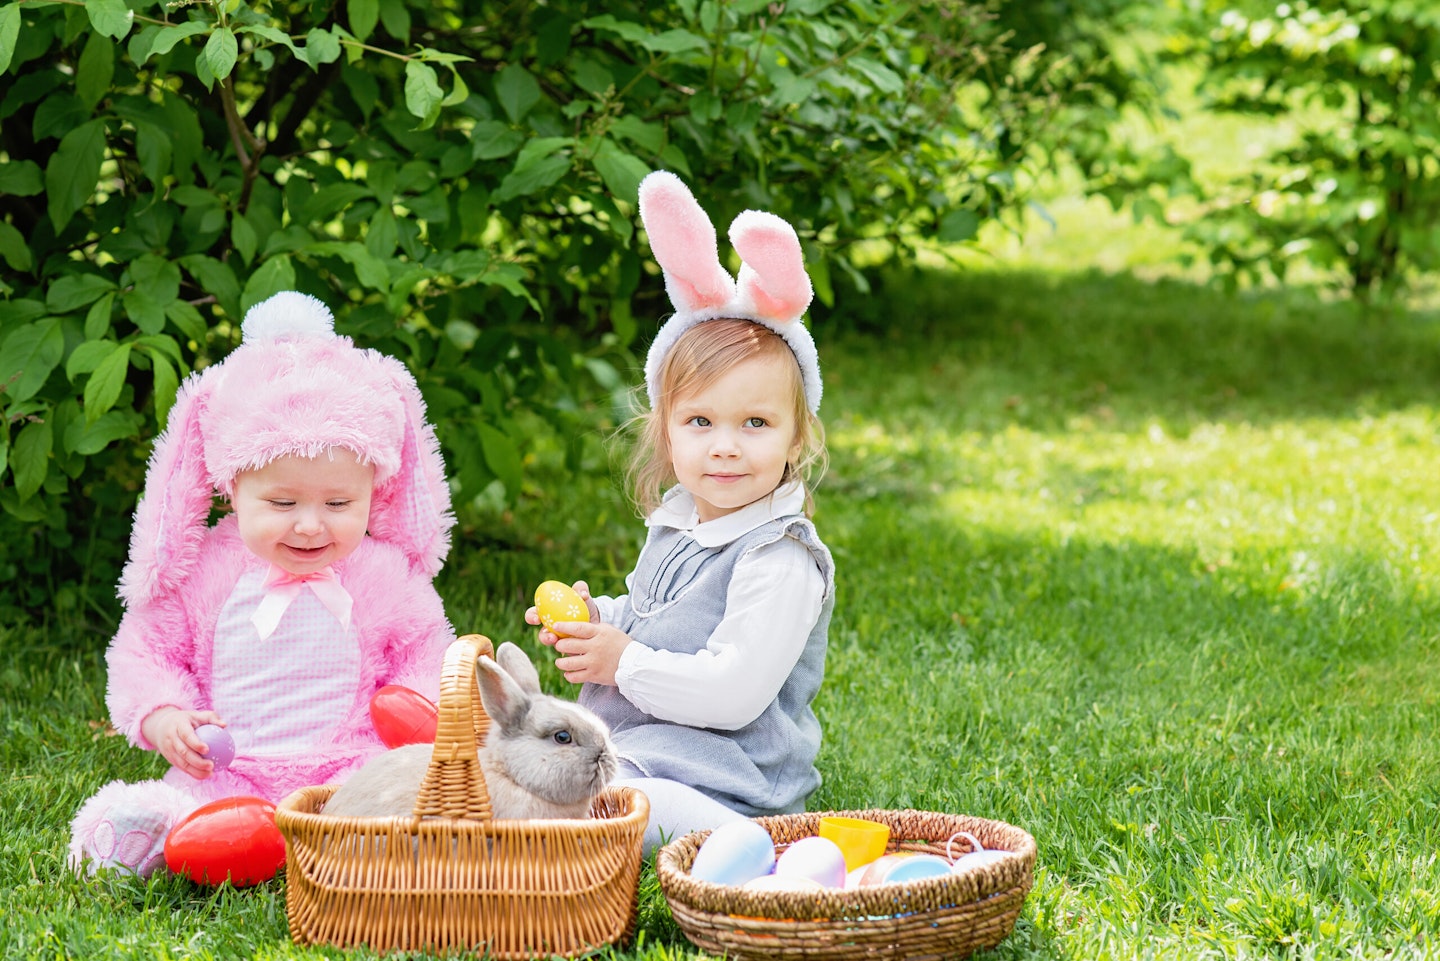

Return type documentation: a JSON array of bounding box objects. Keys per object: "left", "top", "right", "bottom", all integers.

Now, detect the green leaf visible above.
[
  {"left": 128, "top": 254, "right": 181, "bottom": 304},
  {"left": 849, "top": 56, "right": 905, "bottom": 95},
  {"left": 236, "top": 24, "right": 299, "bottom": 60},
  {"left": 474, "top": 262, "right": 540, "bottom": 313},
  {"left": 302, "top": 27, "right": 341, "bottom": 68},
  {"left": 492, "top": 153, "right": 571, "bottom": 204},
  {"left": 0, "top": 159, "right": 41, "bottom": 195},
  {"left": 122, "top": 290, "right": 166, "bottom": 335},
  {"left": 64, "top": 409, "right": 139, "bottom": 455},
  {"left": 937, "top": 208, "right": 981, "bottom": 244},
  {"left": 366, "top": 207, "right": 398, "bottom": 258},
  {"left": 471, "top": 121, "right": 524, "bottom": 161},
  {"left": 581, "top": 15, "right": 708, "bottom": 54},
  {"left": 66, "top": 339, "right": 118, "bottom": 379},
  {"left": 592, "top": 138, "right": 650, "bottom": 204},
  {"left": 134, "top": 333, "right": 183, "bottom": 367},
  {"left": 47, "top": 273, "right": 117, "bottom": 313},
  {"left": 442, "top": 66, "right": 469, "bottom": 108},
  {"left": 300, "top": 182, "right": 371, "bottom": 222},
  {"left": 76, "top": 30, "right": 116, "bottom": 109},
  {"left": 231, "top": 212, "right": 258, "bottom": 264},
  {"left": 133, "top": 119, "right": 173, "bottom": 187},
  {"left": 307, "top": 241, "right": 389, "bottom": 290},
  {"left": 83, "top": 293, "right": 115, "bottom": 340},
  {"left": 84, "top": 0, "right": 134, "bottom": 41},
  {"left": 477, "top": 422, "right": 522, "bottom": 498},
  {"left": 83, "top": 341, "right": 132, "bottom": 421},
  {"left": 494, "top": 64, "right": 541, "bottom": 123},
  {"left": 241, "top": 257, "right": 297, "bottom": 314},
  {"left": 164, "top": 301, "right": 207, "bottom": 344},
  {"left": 0, "top": 4, "right": 20, "bottom": 76},
  {"left": 0, "top": 220, "right": 31, "bottom": 271},
  {"left": 131, "top": 22, "right": 208, "bottom": 65},
  {"left": 178, "top": 255, "right": 240, "bottom": 322},
  {"left": 348, "top": 0, "right": 378, "bottom": 42},
  {"left": 0, "top": 319, "right": 63, "bottom": 404},
  {"left": 404, "top": 61, "right": 443, "bottom": 128},
  {"left": 202, "top": 27, "right": 238, "bottom": 81},
  {"left": 10, "top": 418, "right": 52, "bottom": 502},
  {"left": 136, "top": 346, "right": 180, "bottom": 427},
  {"left": 45, "top": 120, "right": 107, "bottom": 233}
]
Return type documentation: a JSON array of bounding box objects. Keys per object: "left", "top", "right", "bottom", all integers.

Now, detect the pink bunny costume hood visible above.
[
  {"left": 119, "top": 291, "right": 454, "bottom": 607},
  {"left": 638, "top": 171, "right": 822, "bottom": 413}
]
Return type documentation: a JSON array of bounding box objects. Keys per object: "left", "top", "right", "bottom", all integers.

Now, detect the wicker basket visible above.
[
  {"left": 274, "top": 634, "right": 650, "bottom": 959},
  {"left": 657, "top": 809, "right": 1035, "bottom": 961}
]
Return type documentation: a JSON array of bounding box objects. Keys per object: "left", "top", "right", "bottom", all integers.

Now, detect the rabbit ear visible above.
[
  {"left": 494, "top": 642, "right": 542, "bottom": 695},
  {"left": 730, "top": 210, "right": 813, "bottom": 325},
  {"left": 638, "top": 170, "right": 736, "bottom": 317},
  {"left": 476, "top": 652, "right": 531, "bottom": 731},
  {"left": 364, "top": 368, "right": 455, "bottom": 577},
  {"left": 117, "top": 374, "right": 217, "bottom": 608}
]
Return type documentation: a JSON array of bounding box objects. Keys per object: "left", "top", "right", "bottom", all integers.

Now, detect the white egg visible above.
[
  {"left": 690, "top": 820, "right": 777, "bottom": 886},
  {"left": 951, "top": 848, "right": 1014, "bottom": 874},
  {"left": 774, "top": 836, "right": 847, "bottom": 888}
]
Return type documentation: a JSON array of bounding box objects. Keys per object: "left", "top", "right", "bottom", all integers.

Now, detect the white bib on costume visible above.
[{"left": 212, "top": 567, "right": 362, "bottom": 757}]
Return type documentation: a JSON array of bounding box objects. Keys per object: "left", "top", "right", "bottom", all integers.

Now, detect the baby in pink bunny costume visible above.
[{"left": 69, "top": 291, "right": 457, "bottom": 878}]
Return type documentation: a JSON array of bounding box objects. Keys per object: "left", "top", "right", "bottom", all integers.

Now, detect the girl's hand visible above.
[
  {"left": 141, "top": 706, "right": 226, "bottom": 780},
  {"left": 552, "top": 621, "right": 631, "bottom": 687}
]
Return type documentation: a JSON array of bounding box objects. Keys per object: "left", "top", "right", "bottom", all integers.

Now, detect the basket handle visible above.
[{"left": 412, "top": 634, "right": 495, "bottom": 820}]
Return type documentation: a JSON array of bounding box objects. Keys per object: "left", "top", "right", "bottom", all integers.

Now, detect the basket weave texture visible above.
[
  {"left": 657, "top": 808, "right": 1036, "bottom": 961},
  {"left": 274, "top": 634, "right": 649, "bottom": 959}
]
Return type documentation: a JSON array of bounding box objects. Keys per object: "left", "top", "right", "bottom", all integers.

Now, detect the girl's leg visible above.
[
  {"left": 68, "top": 779, "right": 199, "bottom": 878},
  {"left": 612, "top": 772, "right": 746, "bottom": 855}
]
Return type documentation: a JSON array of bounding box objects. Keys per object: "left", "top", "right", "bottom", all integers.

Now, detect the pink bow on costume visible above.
[{"left": 251, "top": 564, "right": 354, "bottom": 640}]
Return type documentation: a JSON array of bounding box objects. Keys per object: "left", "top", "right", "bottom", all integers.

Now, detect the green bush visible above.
[
  {"left": 1173, "top": 0, "right": 1440, "bottom": 298},
  {"left": 0, "top": 0, "right": 1066, "bottom": 623}
]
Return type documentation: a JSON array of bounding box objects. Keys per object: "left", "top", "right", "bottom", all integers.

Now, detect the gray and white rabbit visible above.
[{"left": 323, "top": 642, "right": 618, "bottom": 820}]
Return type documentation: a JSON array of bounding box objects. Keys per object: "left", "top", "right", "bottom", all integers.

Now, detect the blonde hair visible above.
[{"left": 624, "top": 318, "right": 827, "bottom": 517}]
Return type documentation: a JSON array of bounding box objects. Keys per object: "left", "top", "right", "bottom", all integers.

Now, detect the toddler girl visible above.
[
  {"left": 69, "top": 291, "right": 456, "bottom": 877},
  {"left": 529, "top": 172, "right": 836, "bottom": 851}
]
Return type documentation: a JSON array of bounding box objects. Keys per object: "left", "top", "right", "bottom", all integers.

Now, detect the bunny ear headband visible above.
[
  {"left": 638, "top": 170, "right": 822, "bottom": 413},
  {"left": 119, "top": 291, "right": 455, "bottom": 608}
]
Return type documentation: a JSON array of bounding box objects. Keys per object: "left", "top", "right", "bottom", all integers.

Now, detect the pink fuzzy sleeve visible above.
[
  {"left": 105, "top": 520, "right": 246, "bottom": 749},
  {"left": 105, "top": 595, "right": 204, "bottom": 750}
]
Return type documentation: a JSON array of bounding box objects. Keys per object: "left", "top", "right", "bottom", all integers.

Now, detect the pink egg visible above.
[
  {"left": 774, "top": 835, "right": 847, "bottom": 888},
  {"left": 195, "top": 724, "right": 235, "bottom": 770}
]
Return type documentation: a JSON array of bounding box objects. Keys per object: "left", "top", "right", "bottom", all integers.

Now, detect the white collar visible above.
[{"left": 647, "top": 482, "right": 807, "bottom": 547}]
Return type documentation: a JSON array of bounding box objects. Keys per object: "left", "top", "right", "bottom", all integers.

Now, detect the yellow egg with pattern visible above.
[{"left": 534, "top": 580, "right": 591, "bottom": 636}]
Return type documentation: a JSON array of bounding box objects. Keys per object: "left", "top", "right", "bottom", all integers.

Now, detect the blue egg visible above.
[{"left": 690, "top": 820, "right": 776, "bottom": 886}]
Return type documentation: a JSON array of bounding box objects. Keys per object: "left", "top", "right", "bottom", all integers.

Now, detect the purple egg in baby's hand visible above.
[{"left": 195, "top": 724, "right": 235, "bottom": 770}]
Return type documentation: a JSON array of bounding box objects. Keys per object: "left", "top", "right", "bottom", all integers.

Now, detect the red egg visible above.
[
  {"left": 164, "top": 796, "right": 286, "bottom": 887},
  {"left": 370, "top": 684, "right": 438, "bottom": 747}
]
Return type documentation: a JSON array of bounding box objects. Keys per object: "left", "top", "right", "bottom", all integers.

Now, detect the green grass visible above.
[{"left": 8, "top": 266, "right": 1440, "bottom": 959}]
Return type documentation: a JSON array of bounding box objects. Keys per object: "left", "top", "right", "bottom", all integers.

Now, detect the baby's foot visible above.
[{"left": 79, "top": 805, "right": 171, "bottom": 878}]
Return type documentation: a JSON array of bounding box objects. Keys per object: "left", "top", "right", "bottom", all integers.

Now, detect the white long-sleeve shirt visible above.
[{"left": 597, "top": 484, "right": 825, "bottom": 730}]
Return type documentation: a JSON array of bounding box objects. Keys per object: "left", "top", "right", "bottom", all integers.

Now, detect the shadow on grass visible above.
[
  {"left": 827, "top": 267, "right": 1440, "bottom": 431},
  {"left": 813, "top": 490, "right": 1440, "bottom": 949}
]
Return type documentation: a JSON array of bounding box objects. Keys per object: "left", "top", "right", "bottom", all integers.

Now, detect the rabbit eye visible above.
[{"left": 553, "top": 730, "right": 573, "bottom": 745}]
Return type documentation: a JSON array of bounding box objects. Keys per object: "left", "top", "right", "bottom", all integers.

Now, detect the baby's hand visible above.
[{"left": 141, "top": 707, "right": 226, "bottom": 780}]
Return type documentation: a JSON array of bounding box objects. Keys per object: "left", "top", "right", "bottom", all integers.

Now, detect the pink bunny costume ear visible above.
[
  {"left": 118, "top": 291, "right": 454, "bottom": 607},
  {"left": 638, "top": 170, "right": 821, "bottom": 413}
]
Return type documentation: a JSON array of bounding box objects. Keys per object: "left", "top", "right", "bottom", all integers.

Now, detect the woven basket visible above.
[
  {"left": 274, "top": 634, "right": 649, "bottom": 959},
  {"left": 657, "top": 808, "right": 1035, "bottom": 961}
]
